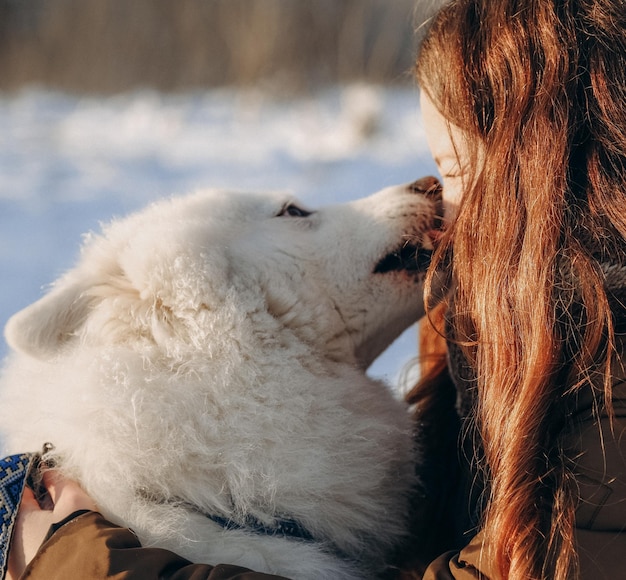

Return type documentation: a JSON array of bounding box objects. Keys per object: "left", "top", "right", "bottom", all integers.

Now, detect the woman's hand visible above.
[{"left": 7, "top": 472, "right": 98, "bottom": 580}]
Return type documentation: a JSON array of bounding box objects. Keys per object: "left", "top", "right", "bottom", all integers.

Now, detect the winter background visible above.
[{"left": 0, "top": 0, "right": 441, "bottom": 391}]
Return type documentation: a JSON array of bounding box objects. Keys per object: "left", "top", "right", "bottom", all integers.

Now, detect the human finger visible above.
[
  {"left": 41, "top": 471, "right": 98, "bottom": 517},
  {"left": 19, "top": 486, "right": 41, "bottom": 512}
]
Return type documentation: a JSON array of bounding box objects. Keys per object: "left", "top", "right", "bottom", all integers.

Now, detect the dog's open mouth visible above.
[{"left": 374, "top": 243, "right": 433, "bottom": 274}]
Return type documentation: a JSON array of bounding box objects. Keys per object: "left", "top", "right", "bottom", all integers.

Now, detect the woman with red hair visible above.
[{"left": 409, "top": 0, "right": 626, "bottom": 578}]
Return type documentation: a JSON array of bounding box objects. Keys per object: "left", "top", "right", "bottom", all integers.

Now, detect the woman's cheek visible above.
[{"left": 442, "top": 176, "right": 464, "bottom": 222}]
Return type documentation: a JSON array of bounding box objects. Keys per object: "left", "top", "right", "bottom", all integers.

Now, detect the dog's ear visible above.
[{"left": 4, "top": 279, "right": 94, "bottom": 360}]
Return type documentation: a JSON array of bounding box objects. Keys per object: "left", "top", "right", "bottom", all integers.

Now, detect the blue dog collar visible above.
[{"left": 206, "top": 513, "right": 315, "bottom": 542}]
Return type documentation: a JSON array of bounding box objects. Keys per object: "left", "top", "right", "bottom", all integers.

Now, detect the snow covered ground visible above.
[{"left": 0, "top": 85, "right": 437, "bottom": 389}]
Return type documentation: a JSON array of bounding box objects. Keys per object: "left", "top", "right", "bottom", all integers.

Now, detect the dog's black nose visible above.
[{"left": 408, "top": 176, "right": 442, "bottom": 198}]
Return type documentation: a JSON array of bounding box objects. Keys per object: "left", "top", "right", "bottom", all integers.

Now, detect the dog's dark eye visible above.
[{"left": 277, "top": 204, "right": 312, "bottom": 218}]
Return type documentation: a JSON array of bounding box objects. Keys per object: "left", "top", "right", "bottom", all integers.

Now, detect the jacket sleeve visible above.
[
  {"left": 22, "top": 511, "right": 290, "bottom": 580},
  {"left": 420, "top": 533, "right": 498, "bottom": 580}
]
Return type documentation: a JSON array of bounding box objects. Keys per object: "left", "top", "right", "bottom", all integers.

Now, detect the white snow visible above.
[{"left": 0, "top": 84, "right": 437, "bottom": 388}]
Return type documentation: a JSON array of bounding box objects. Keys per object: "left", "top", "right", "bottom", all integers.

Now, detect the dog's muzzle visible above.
[{"left": 373, "top": 176, "right": 442, "bottom": 275}]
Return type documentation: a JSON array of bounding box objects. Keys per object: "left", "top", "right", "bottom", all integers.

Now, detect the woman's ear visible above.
[{"left": 4, "top": 280, "right": 94, "bottom": 360}]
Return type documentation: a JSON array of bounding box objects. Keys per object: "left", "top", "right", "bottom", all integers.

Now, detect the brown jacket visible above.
[
  {"left": 421, "top": 377, "right": 626, "bottom": 580},
  {"left": 22, "top": 511, "right": 288, "bottom": 580}
]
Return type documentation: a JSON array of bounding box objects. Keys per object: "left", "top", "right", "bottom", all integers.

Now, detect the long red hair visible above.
[{"left": 409, "top": 1, "right": 626, "bottom": 578}]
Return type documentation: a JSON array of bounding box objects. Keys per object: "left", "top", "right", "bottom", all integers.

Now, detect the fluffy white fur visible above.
[{"left": 0, "top": 184, "right": 437, "bottom": 579}]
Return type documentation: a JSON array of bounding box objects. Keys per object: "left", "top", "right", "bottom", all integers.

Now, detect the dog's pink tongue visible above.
[{"left": 426, "top": 229, "right": 445, "bottom": 245}]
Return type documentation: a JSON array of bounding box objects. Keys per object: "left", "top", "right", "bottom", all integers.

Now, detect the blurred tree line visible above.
[{"left": 0, "top": 0, "right": 430, "bottom": 94}]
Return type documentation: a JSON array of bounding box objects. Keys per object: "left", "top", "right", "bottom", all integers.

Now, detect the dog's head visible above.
[{"left": 5, "top": 179, "right": 441, "bottom": 370}]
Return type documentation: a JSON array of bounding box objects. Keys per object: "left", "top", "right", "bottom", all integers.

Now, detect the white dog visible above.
[{"left": 0, "top": 179, "right": 440, "bottom": 579}]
